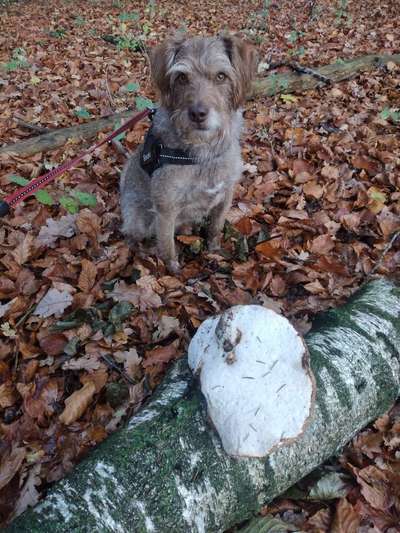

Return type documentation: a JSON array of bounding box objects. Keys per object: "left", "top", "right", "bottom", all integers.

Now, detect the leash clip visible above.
[{"left": 147, "top": 107, "right": 157, "bottom": 121}]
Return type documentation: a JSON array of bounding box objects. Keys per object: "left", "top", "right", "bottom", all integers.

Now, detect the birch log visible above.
[{"left": 6, "top": 279, "right": 400, "bottom": 533}]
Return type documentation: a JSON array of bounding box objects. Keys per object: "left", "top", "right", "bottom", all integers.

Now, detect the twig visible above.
[
  {"left": 14, "top": 118, "right": 50, "bottom": 134},
  {"left": 104, "top": 65, "right": 116, "bottom": 110},
  {"left": 101, "top": 354, "right": 136, "bottom": 385},
  {"left": 367, "top": 230, "right": 400, "bottom": 279}
]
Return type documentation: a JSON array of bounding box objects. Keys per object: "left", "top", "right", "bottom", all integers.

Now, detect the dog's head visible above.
[{"left": 150, "top": 34, "right": 257, "bottom": 145}]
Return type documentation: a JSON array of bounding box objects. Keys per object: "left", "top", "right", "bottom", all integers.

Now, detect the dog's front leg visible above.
[
  {"left": 155, "top": 211, "right": 180, "bottom": 274},
  {"left": 207, "top": 189, "right": 234, "bottom": 251}
]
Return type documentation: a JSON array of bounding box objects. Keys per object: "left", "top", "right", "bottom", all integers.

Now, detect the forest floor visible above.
[{"left": 0, "top": 0, "right": 399, "bottom": 529}]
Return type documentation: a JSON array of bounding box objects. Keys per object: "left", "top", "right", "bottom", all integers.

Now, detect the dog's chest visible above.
[{"left": 179, "top": 166, "right": 228, "bottom": 218}]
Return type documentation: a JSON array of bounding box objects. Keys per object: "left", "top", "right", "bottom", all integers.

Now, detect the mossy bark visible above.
[
  {"left": 7, "top": 279, "right": 400, "bottom": 533},
  {"left": 2, "top": 54, "right": 400, "bottom": 158}
]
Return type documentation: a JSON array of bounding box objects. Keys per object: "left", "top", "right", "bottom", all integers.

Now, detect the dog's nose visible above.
[{"left": 188, "top": 104, "right": 209, "bottom": 124}]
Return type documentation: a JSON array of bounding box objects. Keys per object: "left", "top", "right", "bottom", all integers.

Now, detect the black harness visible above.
[{"left": 140, "top": 124, "right": 196, "bottom": 177}]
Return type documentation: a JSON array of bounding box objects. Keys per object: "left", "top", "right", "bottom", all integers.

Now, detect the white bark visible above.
[{"left": 7, "top": 279, "right": 400, "bottom": 533}]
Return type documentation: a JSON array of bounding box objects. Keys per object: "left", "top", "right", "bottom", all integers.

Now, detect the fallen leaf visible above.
[
  {"left": 34, "top": 288, "right": 73, "bottom": 318},
  {"left": 37, "top": 214, "right": 77, "bottom": 248},
  {"left": 59, "top": 381, "right": 96, "bottom": 425},
  {"left": 108, "top": 280, "right": 162, "bottom": 311},
  {"left": 0, "top": 447, "right": 26, "bottom": 490},
  {"left": 143, "top": 340, "right": 180, "bottom": 368},
  {"left": 310, "top": 234, "right": 335, "bottom": 254},
  {"left": 76, "top": 208, "right": 100, "bottom": 249},
  {"left": 0, "top": 382, "right": 19, "bottom": 408},
  {"left": 356, "top": 466, "right": 392, "bottom": 510},
  {"left": 152, "top": 315, "right": 180, "bottom": 341},
  {"left": 12, "top": 464, "right": 41, "bottom": 519},
  {"left": 306, "top": 508, "right": 332, "bottom": 531},
  {"left": 114, "top": 348, "right": 142, "bottom": 379},
  {"left": 367, "top": 186, "right": 387, "bottom": 214},
  {"left": 12, "top": 233, "right": 35, "bottom": 265},
  {"left": 352, "top": 155, "right": 382, "bottom": 176},
  {"left": 62, "top": 356, "right": 101, "bottom": 371},
  {"left": 303, "top": 181, "right": 324, "bottom": 199},
  {"left": 78, "top": 259, "right": 97, "bottom": 292},
  {"left": 255, "top": 240, "right": 282, "bottom": 259},
  {"left": 38, "top": 333, "right": 67, "bottom": 356},
  {"left": 376, "top": 208, "right": 400, "bottom": 238},
  {"left": 331, "top": 498, "right": 360, "bottom": 533}
]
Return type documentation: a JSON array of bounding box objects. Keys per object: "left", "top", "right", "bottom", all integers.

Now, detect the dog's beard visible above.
[{"left": 170, "top": 108, "right": 227, "bottom": 146}]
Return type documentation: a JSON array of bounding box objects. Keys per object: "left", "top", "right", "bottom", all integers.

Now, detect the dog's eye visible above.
[
  {"left": 176, "top": 73, "right": 188, "bottom": 85},
  {"left": 216, "top": 72, "right": 227, "bottom": 82}
]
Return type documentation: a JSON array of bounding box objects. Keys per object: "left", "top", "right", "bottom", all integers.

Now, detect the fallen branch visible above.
[
  {"left": 1, "top": 53, "right": 399, "bottom": 158},
  {"left": 7, "top": 279, "right": 400, "bottom": 532},
  {"left": 252, "top": 53, "right": 400, "bottom": 97},
  {"left": 0, "top": 109, "right": 136, "bottom": 158}
]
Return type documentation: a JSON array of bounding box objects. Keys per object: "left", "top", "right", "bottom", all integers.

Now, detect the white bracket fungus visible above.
[{"left": 188, "top": 305, "right": 316, "bottom": 457}]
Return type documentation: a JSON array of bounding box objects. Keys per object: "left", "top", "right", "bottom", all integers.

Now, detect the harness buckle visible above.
[{"left": 140, "top": 132, "right": 162, "bottom": 175}]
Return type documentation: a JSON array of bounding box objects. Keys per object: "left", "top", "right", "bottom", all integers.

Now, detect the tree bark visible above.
[
  {"left": 251, "top": 53, "right": 400, "bottom": 97},
  {"left": 6, "top": 279, "right": 400, "bottom": 533},
  {"left": 1, "top": 53, "right": 399, "bottom": 158}
]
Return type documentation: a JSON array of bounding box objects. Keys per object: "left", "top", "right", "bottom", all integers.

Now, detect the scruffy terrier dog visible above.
[{"left": 120, "top": 34, "right": 257, "bottom": 273}]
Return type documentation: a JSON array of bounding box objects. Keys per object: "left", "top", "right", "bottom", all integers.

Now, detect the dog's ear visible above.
[
  {"left": 150, "top": 33, "right": 187, "bottom": 103},
  {"left": 221, "top": 35, "right": 258, "bottom": 108}
]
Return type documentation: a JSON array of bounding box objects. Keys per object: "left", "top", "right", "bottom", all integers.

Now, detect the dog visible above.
[{"left": 120, "top": 34, "right": 257, "bottom": 273}]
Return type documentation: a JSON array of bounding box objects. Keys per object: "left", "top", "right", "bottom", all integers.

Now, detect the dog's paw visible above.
[{"left": 166, "top": 260, "right": 182, "bottom": 275}]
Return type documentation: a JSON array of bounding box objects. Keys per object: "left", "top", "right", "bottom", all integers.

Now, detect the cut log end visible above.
[{"left": 188, "top": 305, "right": 316, "bottom": 458}]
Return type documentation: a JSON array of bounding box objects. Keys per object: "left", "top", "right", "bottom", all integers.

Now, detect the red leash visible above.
[{"left": 0, "top": 108, "right": 150, "bottom": 217}]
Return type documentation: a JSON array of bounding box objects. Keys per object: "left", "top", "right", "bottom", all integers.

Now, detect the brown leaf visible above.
[
  {"left": 377, "top": 208, "right": 400, "bottom": 238},
  {"left": 176, "top": 235, "right": 202, "bottom": 245},
  {"left": 310, "top": 234, "right": 335, "bottom": 254},
  {"left": 352, "top": 155, "right": 382, "bottom": 176},
  {"left": 0, "top": 277, "right": 15, "bottom": 299},
  {"left": 331, "top": 498, "right": 360, "bottom": 533},
  {"left": 303, "top": 181, "right": 324, "bottom": 199},
  {"left": 59, "top": 381, "right": 96, "bottom": 425},
  {"left": 304, "top": 280, "right": 325, "bottom": 294},
  {"left": 78, "top": 259, "right": 97, "bottom": 292},
  {"left": 11, "top": 233, "right": 35, "bottom": 265},
  {"left": 143, "top": 340, "right": 180, "bottom": 368},
  {"left": 80, "top": 369, "right": 108, "bottom": 393},
  {"left": 114, "top": 348, "right": 142, "bottom": 380},
  {"left": 109, "top": 280, "right": 162, "bottom": 311},
  {"left": 0, "top": 340, "right": 12, "bottom": 359},
  {"left": 255, "top": 240, "right": 282, "bottom": 259},
  {"left": 38, "top": 333, "right": 67, "bottom": 357},
  {"left": 76, "top": 209, "right": 100, "bottom": 249},
  {"left": 13, "top": 464, "right": 41, "bottom": 519},
  {"left": 356, "top": 466, "right": 392, "bottom": 510},
  {"left": 19, "top": 341, "right": 40, "bottom": 359},
  {"left": 306, "top": 507, "right": 332, "bottom": 532},
  {"left": 23, "top": 379, "right": 59, "bottom": 422},
  {"left": 270, "top": 275, "right": 286, "bottom": 297},
  {"left": 62, "top": 355, "right": 101, "bottom": 371},
  {"left": 0, "top": 382, "right": 19, "bottom": 408},
  {"left": 321, "top": 165, "right": 339, "bottom": 180},
  {"left": 234, "top": 217, "right": 253, "bottom": 235},
  {"left": 0, "top": 446, "right": 26, "bottom": 490}
]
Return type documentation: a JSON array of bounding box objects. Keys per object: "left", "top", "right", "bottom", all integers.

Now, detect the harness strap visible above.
[{"left": 140, "top": 130, "right": 196, "bottom": 176}]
